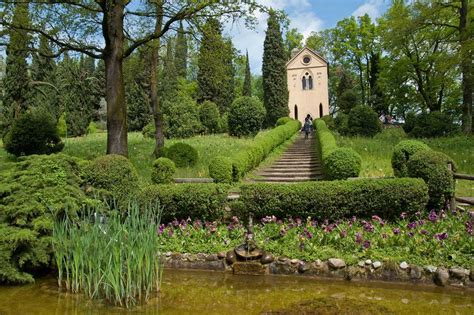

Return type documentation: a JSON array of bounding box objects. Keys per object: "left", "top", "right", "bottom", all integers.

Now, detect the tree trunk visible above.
[
  {"left": 151, "top": 1, "right": 165, "bottom": 157},
  {"left": 103, "top": 0, "right": 128, "bottom": 156},
  {"left": 460, "top": 0, "right": 472, "bottom": 134}
]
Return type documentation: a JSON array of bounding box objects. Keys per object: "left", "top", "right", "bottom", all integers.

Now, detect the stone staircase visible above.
[{"left": 254, "top": 133, "right": 323, "bottom": 183}]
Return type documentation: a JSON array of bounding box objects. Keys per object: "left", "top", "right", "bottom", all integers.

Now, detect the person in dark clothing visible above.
[{"left": 303, "top": 114, "right": 313, "bottom": 139}]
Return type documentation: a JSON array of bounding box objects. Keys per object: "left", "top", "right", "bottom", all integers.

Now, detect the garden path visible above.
[{"left": 253, "top": 133, "right": 323, "bottom": 183}]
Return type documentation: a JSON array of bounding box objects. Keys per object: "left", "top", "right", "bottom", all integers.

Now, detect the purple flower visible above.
[
  {"left": 350, "top": 216, "right": 357, "bottom": 223},
  {"left": 400, "top": 212, "right": 407, "bottom": 220},
  {"left": 303, "top": 228, "right": 313, "bottom": 239},
  {"left": 420, "top": 229, "right": 428, "bottom": 235},
  {"left": 227, "top": 223, "right": 235, "bottom": 231},
  {"left": 407, "top": 221, "right": 417, "bottom": 229},
  {"left": 168, "top": 229, "right": 174, "bottom": 237},
  {"left": 363, "top": 240, "right": 371, "bottom": 249},
  {"left": 361, "top": 220, "right": 374, "bottom": 232},
  {"left": 157, "top": 224, "right": 165, "bottom": 235},
  {"left": 408, "top": 232, "right": 414, "bottom": 237},
  {"left": 172, "top": 219, "right": 179, "bottom": 227},
  {"left": 277, "top": 219, "right": 283, "bottom": 225},
  {"left": 355, "top": 232, "right": 363, "bottom": 244},
  {"left": 393, "top": 228, "right": 401, "bottom": 235},
  {"left": 340, "top": 230, "right": 347, "bottom": 238},
  {"left": 465, "top": 222, "right": 472, "bottom": 235},
  {"left": 296, "top": 218, "right": 302, "bottom": 226},
  {"left": 428, "top": 210, "right": 438, "bottom": 223},
  {"left": 193, "top": 219, "right": 202, "bottom": 229},
  {"left": 325, "top": 224, "right": 335, "bottom": 233},
  {"left": 418, "top": 220, "right": 425, "bottom": 226},
  {"left": 382, "top": 233, "right": 388, "bottom": 239},
  {"left": 435, "top": 232, "right": 448, "bottom": 241}
]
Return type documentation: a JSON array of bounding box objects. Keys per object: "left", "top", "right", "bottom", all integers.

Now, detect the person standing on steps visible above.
[{"left": 303, "top": 114, "right": 313, "bottom": 139}]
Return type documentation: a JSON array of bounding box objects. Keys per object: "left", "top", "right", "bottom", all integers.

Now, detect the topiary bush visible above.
[
  {"left": 374, "top": 127, "right": 407, "bottom": 143},
  {"left": 0, "top": 154, "right": 96, "bottom": 283},
  {"left": 407, "top": 150, "right": 455, "bottom": 210},
  {"left": 151, "top": 157, "right": 176, "bottom": 184},
  {"left": 228, "top": 96, "right": 266, "bottom": 137},
  {"left": 407, "top": 111, "right": 457, "bottom": 138},
  {"left": 142, "top": 121, "right": 155, "bottom": 139},
  {"left": 392, "top": 140, "right": 430, "bottom": 177},
  {"left": 166, "top": 143, "right": 198, "bottom": 167},
  {"left": 275, "top": 117, "right": 292, "bottom": 126},
  {"left": 314, "top": 119, "right": 338, "bottom": 162},
  {"left": 56, "top": 113, "right": 67, "bottom": 137},
  {"left": 199, "top": 101, "right": 220, "bottom": 134},
  {"left": 3, "top": 109, "right": 64, "bottom": 156},
  {"left": 86, "top": 121, "right": 98, "bottom": 135},
  {"left": 334, "top": 112, "right": 349, "bottom": 135},
  {"left": 325, "top": 148, "right": 362, "bottom": 180},
  {"left": 163, "top": 94, "right": 202, "bottom": 138},
  {"left": 209, "top": 156, "right": 233, "bottom": 183},
  {"left": 347, "top": 105, "right": 382, "bottom": 137},
  {"left": 139, "top": 184, "right": 231, "bottom": 223},
  {"left": 237, "top": 178, "right": 428, "bottom": 221},
  {"left": 84, "top": 154, "right": 139, "bottom": 200},
  {"left": 320, "top": 115, "right": 336, "bottom": 130}
]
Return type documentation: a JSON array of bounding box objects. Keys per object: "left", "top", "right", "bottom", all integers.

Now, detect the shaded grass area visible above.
[
  {"left": 336, "top": 133, "right": 474, "bottom": 197},
  {"left": 61, "top": 132, "right": 255, "bottom": 182}
]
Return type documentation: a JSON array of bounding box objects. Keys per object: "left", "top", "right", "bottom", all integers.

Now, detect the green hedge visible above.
[
  {"left": 230, "top": 119, "right": 301, "bottom": 181},
  {"left": 314, "top": 119, "right": 361, "bottom": 180},
  {"left": 237, "top": 178, "right": 428, "bottom": 221},
  {"left": 209, "top": 156, "right": 233, "bottom": 183},
  {"left": 392, "top": 140, "right": 430, "bottom": 177},
  {"left": 151, "top": 158, "right": 176, "bottom": 184},
  {"left": 139, "top": 184, "right": 231, "bottom": 223}
]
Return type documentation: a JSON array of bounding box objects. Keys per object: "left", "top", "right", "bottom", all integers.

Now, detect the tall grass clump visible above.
[{"left": 52, "top": 202, "right": 163, "bottom": 308}]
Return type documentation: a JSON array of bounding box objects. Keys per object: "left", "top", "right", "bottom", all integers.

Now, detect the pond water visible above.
[{"left": 0, "top": 269, "right": 472, "bottom": 314}]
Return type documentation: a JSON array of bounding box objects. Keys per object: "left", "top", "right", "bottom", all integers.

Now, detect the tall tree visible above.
[
  {"left": 160, "top": 37, "right": 178, "bottom": 105},
  {"left": 175, "top": 21, "right": 188, "bottom": 79},
  {"left": 242, "top": 50, "right": 252, "bottom": 97},
  {"left": 284, "top": 27, "right": 303, "bottom": 58},
  {"left": 2, "top": 1, "right": 30, "bottom": 127},
  {"left": 262, "top": 9, "right": 289, "bottom": 126}
]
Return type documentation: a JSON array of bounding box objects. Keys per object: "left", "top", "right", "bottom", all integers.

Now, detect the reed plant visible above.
[{"left": 52, "top": 201, "right": 163, "bottom": 308}]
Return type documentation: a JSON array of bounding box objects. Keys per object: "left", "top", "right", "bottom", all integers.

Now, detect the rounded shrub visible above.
[
  {"left": 199, "top": 101, "right": 220, "bottom": 134},
  {"left": 392, "top": 140, "right": 430, "bottom": 177},
  {"left": 56, "top": 113, "right": 67, "bottom": 137},
  {"left": 324, "top": 148, "right": 362, "bottom": 180},
  {"left": 151, "top": 157, "right": 176, "bottom": 184},
  {"left": 86, "top": 121, "right": 98, "bottom": 135},
  {"left": 85, "top": 154, "right": 139, "bottom": 199},
  {"left": 4, "top": 109, "right": 64, "bottom": 156},
  {"left": 408, "top": 111, "right": 457, "bottom": 138},
  {"left": 334, "top": 112, "right": 349, "bottom": 135},
  {"left": 228, "top": 96, "right": 266, "bottom": 137},
  {"left": 142, "top": 121, "right": 155, "bottom": 139},
  {"left": 374, "top": 127, "right": 407, "bottom": 143},
  {"left": 209, "top": 156, "right": 233, "bottom": 183},
  {"left": 320, "top": 115, "right": 336, "bottom": 130},
  {"left": 275, "top": 117, "right": 292, "bottom": 126},
  {"left": 407, "top": 150, "right": 455, "bottom": 209},
  {"left": 166, "top": 142, "right": 198, "bottom": 167},
  {"left": 163, "top": 94, "right": 202, "bottom": 138},
  {"left": 347, "top": 105, "right": 382, "bottom": 137}
]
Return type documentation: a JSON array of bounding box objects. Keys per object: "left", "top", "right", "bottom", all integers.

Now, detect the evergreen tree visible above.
[
  {"left": 160, "top": 38, "right": 178, "bottom": 105},
  {"left": 262, "top": 10, "right": 288, "bottom": 126},
  {"left": 218, "top": 39, "right": 235, "bottom": 111},
  {"left": 243, "top": 50, "right": 252, "bottom": 97},
  {"left": 175, "top": 22, "right": 188, "bottom": 79},
  {"left": 2, "top": 1, "right": 31, "bottom": 128},
  {"left": 127, "top": 81, "right": 150, "bottom": 131},
  {"left": 336, "top": 70, "right": 358, "bottom": 114}
]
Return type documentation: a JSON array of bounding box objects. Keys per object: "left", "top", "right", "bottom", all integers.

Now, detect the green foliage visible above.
[
  {"left": 407, "top": 150, "right": 455, "bottom": 210},
  {"left": 0, "top": 154, "right": 95, "bottom": 283},
  {"left": 242, "top": 51, "right": 252, "bottom": 97},
  {"left": 228, "top": 96, "right": 266, "bottom": 137},
  {"left": 3, "top": 109, "right": 64, "bottom": 156},
  {"left": 373, "top": 127, "right": 407, "bottom": 143},
  {"left": 163, "top": 94, "right": 202, "bottom": 138},
  {"left": 199, "top": 101, "right": 220, "bottom": 134},
  {"left": 391, "top": 140, "right": 430, "bottom": 177},
  {"left": 347, "top": 105, "right": 382, "bottom": 137},
  {"left": 166, "top": 142, "right": 198, "bottom": 167},
  {"left": 314, "top": 119, "right": 338, "bottom": 161},
  {"left": 175, "top": 22, "right": 188, "bottom": 79},
  {"left": 84, "top": 155, "right": 139, "bottom": 200},
  {"left": 56, "top": 113, "right": 67, "bottom": 137},
  {"left": 86, "top": 121, "right": 98, "bottom": 135},
  {"left": 142, "top": 121, "right": 155, "bottom": 139},
  {"left": 232, "top": 120, "right": 301, "bottom": 181},
  {"left": 338, "top": 89, "right": 359, "bottom": 114},
  {"left": 405, "top": 111, "right": 457, "bottom": 138},
  {"left": 160, "top": 38, "right": 178, "bottom": 105},
  {"left": 320, "top": 115, "right": 335, "bottom": 130},
  {"left": 262, "top": 10, "right": 289, "bottom": 126},
  {"left": 208, "top": 156, "right": 233, "bottom": 183},
  {"left": 334, "top": 113, "right": 350, "bottom": 135},
  {"left": 139, "top": 184, "right": 230, "bottom": 222},
  {"left": 275, "top": 117, "right": 292, "bottom": 126},
  {"left": 126, "top": 81, "right": 151, "bottom": 131},
  {"left": 238, "top": 178, "right": 428, "bottom": 221},
  {"left": 151, "top": 157, "right": 176, "bottom": 184},
  {"left": 325, "top": 148, "right": 362, "bottom": 180}
]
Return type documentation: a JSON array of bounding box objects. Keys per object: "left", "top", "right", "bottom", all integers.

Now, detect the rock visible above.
[
  {"left": 233, "top": 262, "right": 266, "bottom": 275},
  {"left": 196, "top": 253, "right": 207, "bottom": 261},
  {"left": 205, "top": 254, "right": 218, "bottom": 261},
  {"left": 410, "top": 266, "right": 423, "bottom": 280},
  {"left": 261, "top": 252, "right": 274, "bottom": 264},
  {"left": 279, "top": 257, "right": 289, "bottom": 262},
  {"left": 187, "top": 254, "right": 197, "bottom": 262},
  {"left": 358, "top": 261, "right": 365, "bottom": 268},
  {"left": 270, "top": 261, "right": 297, "bottom": 275},
  {"left": 298, "top": 262, "right": 309, "bottom": 273},
  {"left": 434, "top": 268, "right": 450, "bottom": 287},
  {"left": 365, "top": 259, "right": 372, "bottom": 265},
  {"left": 290, "top": 259, "right": 299, "bottom": 264},
  {"left": 470, "top": 266, "right": 474, "bottom": 282},
  {"left": 328, "top": 258, "right": 346, "bottom": 269},
  {"left": 400, "top": 262, "right": 409, "bottom": 270},
  {"left": 217, "top": 252, "right": 226, "bottom": 259},
  {"left": 314, "top": 259, "right": 323, "bottom": 267},
  {"left": 165, "top": 252, "right": 172, "bottom": 257},
  {"left": 372, "top": 261, "right": 382, "bottom": 269},
  {"left": 449, "top": 268, "right": 469, "bottom": 280},
  {"left": 226, "top": 250, "right": 236, "bottom": 265},
  {"left": 424, "top": 265, "right": 437, "bottom": 274}
]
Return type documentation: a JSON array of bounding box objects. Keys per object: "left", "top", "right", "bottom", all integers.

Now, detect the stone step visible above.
[
  {"left": 254, "top": 176, "right": 323, "bottom": 182},
  {"left": 272, "top": 162, "right": 321, "bottom": 167},
  {"left": 266, "top": 166, "right": 322, "bottom": 171},
  {"left": 257, "top": 171, "right": 322, "bottom": 177},
  {"left": 276, "top": 158, "right": 319, "bottom": 163}
]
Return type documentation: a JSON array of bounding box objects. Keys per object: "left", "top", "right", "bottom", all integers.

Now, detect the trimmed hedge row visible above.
[
  {"left": 139, "top": 184, "right": 231, "bottom": 223},
  {"left": 314, "top": 119, "right": 361, "bottom": 180},
  {"left": 236, "top": 178, "right": 429, "bottom": 221}
]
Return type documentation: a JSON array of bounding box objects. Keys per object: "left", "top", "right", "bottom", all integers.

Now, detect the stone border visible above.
[{"left": 163, "top": 252, "right": 474, "bottom": 289}]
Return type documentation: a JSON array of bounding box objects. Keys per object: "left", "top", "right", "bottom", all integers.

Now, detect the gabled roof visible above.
[{"left": 286, "top": 47, "right": 328, "bottom": 67}]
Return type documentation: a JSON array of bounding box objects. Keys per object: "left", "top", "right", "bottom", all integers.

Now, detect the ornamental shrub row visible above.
[
  {"left": 139, "top": 184, "right": 231, "bottom": 223},
  {"left": 236, "top": 178, "right": 428, "bottom": 221},
  {"left": 314, "top": 119, "right": 361, "bottom": 180},
  {"left": 228, "top": 119, "right": 301, "bottom": 182}
]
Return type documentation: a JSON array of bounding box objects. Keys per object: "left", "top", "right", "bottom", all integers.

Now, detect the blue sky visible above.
[{"left": 228, "top": 0, "right": 391, "bottom": 74}]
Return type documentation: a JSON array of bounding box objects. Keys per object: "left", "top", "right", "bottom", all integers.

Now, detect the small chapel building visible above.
[{"left": 286, "top": 47, "right": 329, "bottom": 124}]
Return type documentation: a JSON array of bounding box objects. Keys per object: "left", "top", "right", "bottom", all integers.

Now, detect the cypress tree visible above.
[
  {"left": 262, "top": 10, "right": 289, "bottom": 126},
  {"left": 2, "top": 1, "right": 31, "bottom": 125},
  {"left": 160, "top": 38, "right": 178, "bottom": 105},
  {"left": 219, "top": 39, "right": 235, "bottom": 111},
  {"left": 243, "top": 50, "right": 252, "bottom": 97},
  {"left": 175, "top": 22, "right": 188, "bottom": 79}
]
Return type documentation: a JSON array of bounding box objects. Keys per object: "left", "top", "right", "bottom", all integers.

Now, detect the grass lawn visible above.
[{"left": 337, "top": 132, "right": 474, "bottom": 197}]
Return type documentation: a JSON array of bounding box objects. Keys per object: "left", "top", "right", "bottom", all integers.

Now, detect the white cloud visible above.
[
  {"left": 352, "top": 0, "right": 384, "bottom": 20},
  {"left": 227, "top": 0, "right": 323, "bottom": 74}
]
